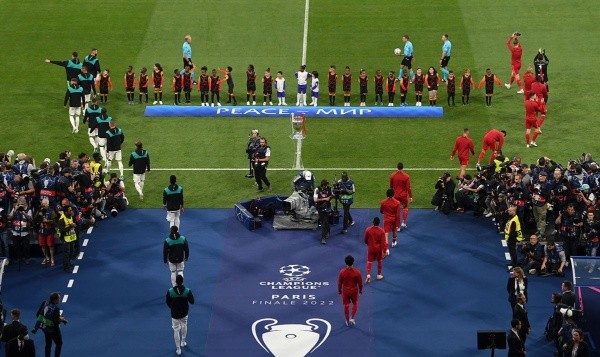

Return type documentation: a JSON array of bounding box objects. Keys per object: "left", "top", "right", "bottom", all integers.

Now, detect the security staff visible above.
[
  {"left": 245, "top": 129, "right": 260, "bottom": 178},
  {"left": 58, "top": 206, "right": 77, "bottom": 272},
  {"left": 314, "top": 179, "right": 333, "bottom": 245},
  {"left": 337, "top": 171, "right": 355, "bottom": 234},
  {"left": 505, "top": 205, "right": 523, "bottom": 270},
  {"left": 253, "top": 138, "right": 271, "bottom": 192}
]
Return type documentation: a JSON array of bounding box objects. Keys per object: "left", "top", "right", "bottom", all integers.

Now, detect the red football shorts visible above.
[
  {"left": 383, "top": 220, "right": 396, "bottom": 233},
  {"left": 512, "top": 63, "right": 521, "bottom": 73},
  {"left": 395, "top": 196, "right": 408, "bottom": 207},
  {"left": 38, "top": 233, "right": 54, "bottom": 247},
  {"left": 525, "top": 119, "right": 539, "bottom": 129},
  {"left": 367, "top": 250, "right": 383, "bottom": 263},
  {"left": 459, "top": 156, "right": 469, "bottom": 165},
  {"left": 482, "top": 140, "right": 496, "bottom": 151}
]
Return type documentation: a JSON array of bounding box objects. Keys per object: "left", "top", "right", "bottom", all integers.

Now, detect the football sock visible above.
[
  {"left": 442, "top": 68, "right": 449, "bottom": 81},
  {"left": 516, "top": 78, "right": 522, "bottom": 89},
  {"left": 159, "top": 92, "right": 163, "bottom": 101},
  {"left": 509, "top": 75, "right": 515, "bottom": 85},
  {"left": 532, "top": 131, "right": 539, "bottom": 142},
  {"left": 155, "top": 93, "right": 158, "bottom": 101},
  {"left": 477, "top": 151, "right": 485, "bottom": 163},
  {"left": 139, "top": 94, "right": 142, "bottom": 103},
  {"left": 402, "top": 208, "right": 408, "bottom": 223},
  {"left": 526, "top": 133, "right": 530, "bottom": 144},
  {"left": 409, "top": 70, "right": 414, "bottom": 81},
  {"left": 145, "top": 94, "right": 148, "bottom": 102},
  {"left": 366, "top": 261, "right": 372, "bottom": 275}
]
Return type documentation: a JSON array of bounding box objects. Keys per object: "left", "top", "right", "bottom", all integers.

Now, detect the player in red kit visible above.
[
  {"left": 450, "top": 128, "right": 475, "bottom": 179},
  {"left": 531, "top": 75, "right": 548, "bottom": 130},
  {"left": 505, "top": 33, "right": 524, "bottom": 94},
  {"left": 522, "top": 66, "right": 536, "bottom": 99},
  {"left": 380, "top": 188, "right": 400, "bottom": 253},
  {"left": 389, "top": 162, "right": 412, "bottom": 231},
  {"left": 524, "top": 92, "right": 542, "bottom": 148},
  {"left": 337, "top": 255, "right": 362, "bottom": 327},
  {"left": 476, "top": 129, "right": 506, "bottom": 170},
  {"left": 364, "top": 217, "right": 386, "bottom": 284}
]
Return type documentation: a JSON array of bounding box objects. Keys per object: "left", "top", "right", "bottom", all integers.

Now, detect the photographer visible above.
[
  {"left": 541, "top": 240, "right": 566, "bottom": 277},
  {"left": 555, "top": 203, "right": 584, "bottom": 262},
  {"left": 105, "top": 173, "right": 127, "bottom": 217},
  {"left": 337, "top": 171, "right": 355, "bottom": 233},
  {"left": 34, "top": 198, "right": 57, "bottom": 266},
  {"left": 245, "top": 129, "right": 260, "bottom": 178},
  {"left": 314, "top": 179, "right": 333, "bottom": 245},
  {"left": 519, "top": 234, "right": 545, "bottom": 275},
  {"left": 491, "top": 193, "right": 509, "bottom": 232},
  {"left": 56, "top": 168, "right": 77, "bottom": 203},
  {"left": 582, "top": 212, "right": 599, "bottom": 271},
  {"left": 531, "top": 171, "right": 552, "bottom": 236},
  {"left": 8, "top": 197, "right": 32, "bottom": 265},
  {"left": 431, "top": 172, "right": 455, "bottom": 214},
  {"left": 58, "top": 205, "right": 78, "bottom": 272},
  {"left": 455, "top": 174, "right": 485, "bottom": 213}
]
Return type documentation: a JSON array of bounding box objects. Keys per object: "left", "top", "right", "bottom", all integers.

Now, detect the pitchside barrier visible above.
[{"left": 144, "top": 105, "right": 444, "bottom": 118}]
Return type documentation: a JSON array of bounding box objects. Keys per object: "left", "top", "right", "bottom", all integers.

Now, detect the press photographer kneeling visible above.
[{"left": 431, "top": 173, "right": 455, "bottom": 214}]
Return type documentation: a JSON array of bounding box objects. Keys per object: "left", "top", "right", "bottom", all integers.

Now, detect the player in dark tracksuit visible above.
[
  {"left": 77, "top": 66, "right": 96, "bottom": 109},
  {"left": 83, "top": 49, "right": 102, "bottom": 79},
  {"left": 46, "top": 52, "right": 82, "bottom": 84},
  {"left": 64, "top": 78, "right": 85, "bottom": 133}
]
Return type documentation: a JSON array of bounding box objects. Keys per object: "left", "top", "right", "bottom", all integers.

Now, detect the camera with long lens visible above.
[{"left": 110, "top": 207, "right": 118, "bottom": 217}]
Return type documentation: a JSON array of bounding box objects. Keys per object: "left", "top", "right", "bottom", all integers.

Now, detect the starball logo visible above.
[{"left": 253, "top": 264, "right": 334, "bottom": 306}]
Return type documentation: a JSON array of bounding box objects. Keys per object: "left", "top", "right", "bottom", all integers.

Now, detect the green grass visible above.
[{"left": 1, "top": 0, "right": 599, "bottom": 208}]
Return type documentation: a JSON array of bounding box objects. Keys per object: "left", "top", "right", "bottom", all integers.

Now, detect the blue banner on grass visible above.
[{"left": 144, "top": 105, "right": 443, "bottom": 118}]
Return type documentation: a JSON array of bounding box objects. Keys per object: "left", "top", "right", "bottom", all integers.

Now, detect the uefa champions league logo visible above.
[
  {"left": 252, "top": 318, "right": 331, "bottom": 357},
  {"left": 279, "top": 264, "right": 311, "bottom": 281}
]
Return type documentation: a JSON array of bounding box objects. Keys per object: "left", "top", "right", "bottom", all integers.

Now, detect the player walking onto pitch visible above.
[
  {"left": 64, "top": 77, "right": 85, "bottom": 134},
  {"left": 390, "top": 162, "right": 413, "bottom": 231},
  {"left": 451, "top": 128, "right": 475, "bottom": 179},
  {"left": 505, "top": 32, "right": 524, "bottom": 94},
  {"left": 295, "top": 65, "right": 312, "bottom": 106},
  {"left": 364, "top": 217, "right": 386, "bottom": 283},
  {"left": 524, "top": 92, "right": 542, "bottom": 148},
  {"left": 380, "top": 188, "right": 400, "bottom": 253},
  {"left": 338, "top": 255, "right": 362, "bottom": 327}
]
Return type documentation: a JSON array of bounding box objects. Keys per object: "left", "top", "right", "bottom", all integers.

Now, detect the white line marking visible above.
[
  {"left": 505, "top": 252, "right": 511, "bottom": 261},
  {"left": 302, "top": 0, "right": 310, "bottom": 65},
  {"left": 118, "top": 167, "right": 456, "bottom": 172},
  {"left": 501, "top": 240, "right": 507, "bottom": 247},
  {"left": 67, "top": 279, "right": 74, "bottom": 288},
  {"left": 62, "top": 295, "right": 69, "bottom": 303},
  {"left": 83, "top": 239, "right": 89, "bottom": 247},
  {"left": 77, "top": 252, "right": 84, "bottom": 260},
  {"left": 60, "top": 310, "right": 63, "bottom": 315},
  {"left": 73, "top": 265, "right": 79, "bottom": 274},
  {"left": 87, "top": 226, "right": 94, "bottom": 234}
]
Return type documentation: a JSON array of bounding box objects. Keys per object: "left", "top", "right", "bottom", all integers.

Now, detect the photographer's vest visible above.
[
  {"left": 504, "top": 215, "right": 524, "bottom": 241},
  {"left": 255, "top": 146, "right": 270, "bottom": 166},
  {"left": 90, "top": 161, "right": 102, "bottom": 187},
  {"left": 493, "top": 156, "right": 509, "bottom": 173},
  {"left": 338, "top": 180, "right": 354, "bottom": 205},
  {"left": 59, "top": 213, "right": 77, "bottom": 243}
]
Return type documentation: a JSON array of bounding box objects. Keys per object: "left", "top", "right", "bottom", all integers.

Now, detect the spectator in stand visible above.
[
  {"left": 519, "top": 234, "right": 544, "bottom": 275},
  {"left": 541, "top": 239, "right": 566, "bottom": 277}
]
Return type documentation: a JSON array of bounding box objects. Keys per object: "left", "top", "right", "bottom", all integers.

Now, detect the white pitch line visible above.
[
  {"left": 301, "top": 0, "right": 310, "bottom": 65},
  {"left": 83, "top": 239, "right": 89, "bottom": 247},
  {"left": 67, "top": 279, "right": 74, "bottom": 288},
  {"left": 77, "top": 252, "right": 84, "bottom": 260},
  {"left": 117, "top": 167, "right": 456, "bottom": 172},
  {"left": 501, "top": 240, "right": 507, "bottom": 247},
  {"left": 73, "top": 265, "right": 79, "bottom": 274},
  {"left": 87, "top": 226, "right": 94, "bottom": 234},
  {"left": 62, "top": 295, "right": 69, "bottom": 303},
  {"left": 504, "top": 252, "right": 511, "bottom": 261}
]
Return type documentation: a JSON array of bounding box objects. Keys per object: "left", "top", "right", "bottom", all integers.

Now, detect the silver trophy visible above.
[{"left": 252, "top": 318, "right": 331, "bottom": 357}]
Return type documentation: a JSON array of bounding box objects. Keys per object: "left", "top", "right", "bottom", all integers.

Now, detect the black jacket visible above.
[
  {"left": 163, "top": 233, "right": 189, "bottom": 264},
  {"left": 166, "top": 285, "right": 195, "bottom": 319}
]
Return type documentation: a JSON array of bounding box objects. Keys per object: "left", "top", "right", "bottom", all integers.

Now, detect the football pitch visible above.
[{"left": 1, "top": 0, "right": 599, "bottom": 208}]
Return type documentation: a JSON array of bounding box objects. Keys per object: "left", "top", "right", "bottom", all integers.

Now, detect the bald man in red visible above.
[
  {"left": 476, "top": 129, "right": 506, "bottom": 170},
  {"left": 380, "top": 188, "right": 400, "bottom": 253},
  {"left": 364, "top": 217, "right": 386, "bottom": 284},
  {"left": 389, "top": 162, "right": 412, "bottom": 231}
]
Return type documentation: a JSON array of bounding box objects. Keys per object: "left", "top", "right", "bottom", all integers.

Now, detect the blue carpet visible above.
[
  {"left": 143, "top": 105, "right": 443, "bottom": 118},
  {"left": 2, "top": 209, "right": 598, "bottom": 356}
]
